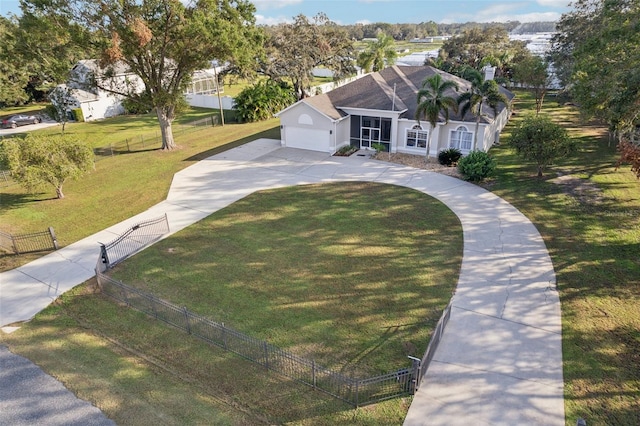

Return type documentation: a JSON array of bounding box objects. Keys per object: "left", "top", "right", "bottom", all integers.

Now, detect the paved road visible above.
[
  {"left": 0, "top": 118, "right": 60, "bottom": 136},
  {"left": 0, "top": 345, "right": 115, "bottom": 426},
  {"left": 0, "top": 138, "right": 564, "bottom": 424}
]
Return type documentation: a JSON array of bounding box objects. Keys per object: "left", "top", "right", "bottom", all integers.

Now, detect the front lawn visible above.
[
  {"left": 0, "top": 112, "right": 281, "bottom": 270},
  {"left": 4, "top": 181, "right": 463, "bottom": 425},
  {"left": 2, "top": 89, "right": 638, "bottom": 425}
]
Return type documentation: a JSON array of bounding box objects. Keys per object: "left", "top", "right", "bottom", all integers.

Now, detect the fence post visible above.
[
  {"left": 48, "top": 227, "right": 59, "bottom": 250},
  {"left": 354, "top": 380, "right": 359, "bottom": 408},
  {"left": 95, "top": 269, "right": 103, "bottom": 291},
  {"left": 312, "top": 360, "right": 316, "bottom": 389},
  {"left": 99, "top": 244, "right": 110, "bottom": 269},
  {"left": 222, "top": 323, "right": 228, "bottom": 350},
  {"left": 183, "top": 306, "right": 191, "bottom": 334},
  {"left": 408, "top": 356, "right": 421, "bottom": 394},
  {"left": 151, "top": 295, "right": 158, "bottom": 319},
  {"left": 126, "top": 138, "right": 130, "bottom": 152},
  {"left": 263, "top": 341, "right": 269, "bottom": 369},
  {"left": 11, "top": 235, "right": 19, "bottom": 254}
]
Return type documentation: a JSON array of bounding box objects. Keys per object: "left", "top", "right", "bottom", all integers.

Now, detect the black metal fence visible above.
[
  {"left": 95, "top": 270, "right": 416, "bottom": 407},
  {"left": 98, "top": 214, "right": 169, "bottom": 270},
  {"left": 93, "top": 212, "right": 454, "bottom": 407},
  {"left": 0, "top": 227, "right": 58, "bottom": 254},
  {"left": 93, "top": 117, "right": 220, "bottom": 159},
  {"left": 416, "top": 301, "right": 452, "bottom": 387},
  {"left": 0, "top": 170, "right": 13, "bottom": 188}
]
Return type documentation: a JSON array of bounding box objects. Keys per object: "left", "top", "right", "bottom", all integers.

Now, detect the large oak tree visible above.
[
  {"left": 21, "top": 0, "right": 263, "bottom": 151},
  {"left": 94, "top": 0, "right": 263, "bottom": 150},
  {"left": 0, "top": 16, "right": 30, "bottom": 106},
  {"left": 261, "top": 13, "right": 355, "bottom": 100},
  {"left": 438, "top": 26, "right": 527, "bottom": 76}
]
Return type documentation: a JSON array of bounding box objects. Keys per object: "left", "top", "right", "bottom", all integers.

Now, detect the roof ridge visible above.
[
  {"left": 391, "top": 65, "right": 420, "bottom": 93},
  {"left": 370, "top": 71, "right": 407, "bottom": 111}
]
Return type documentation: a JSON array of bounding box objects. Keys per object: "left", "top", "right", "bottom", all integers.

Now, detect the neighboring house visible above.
[
  {"left": 276, "top": 65, "right": 514, "bottom": 156},
  {"left": 51, "top": 60, "right": 142, "bottom": 121},
  {"left": 54, "top": 60, "right": 224, "bottom": 121}
]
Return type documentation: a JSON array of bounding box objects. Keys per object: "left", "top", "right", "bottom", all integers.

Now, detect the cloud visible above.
[
  {"left": 252, "top": 0, "right": 303, "bottom": 10},
  {"left": 506, "top": 11, "right": 563, "bottom": 22},
  {"left": 477, "top": 3, "right": 522, "bottom": 19},
  {"left": 255, "top": 14, "right": 293, "bottom": 25},
  {"left": 462, "top": 2, "right": 564, "bottom": 23},
  {"left": 536, "top": 0, "right": 571, "bottom": 7}
]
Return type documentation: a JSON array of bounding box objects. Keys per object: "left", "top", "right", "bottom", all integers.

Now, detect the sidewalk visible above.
[{"left": 0, "top": 138, "right": 564, "bottom": 424}]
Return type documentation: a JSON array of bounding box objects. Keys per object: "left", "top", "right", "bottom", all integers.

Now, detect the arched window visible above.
[
  {"left": 406, "top": 124, "right": 429, "bottom": 149},
  {"left": 450, "top": 126, "right": 473, "bottom": 150}
]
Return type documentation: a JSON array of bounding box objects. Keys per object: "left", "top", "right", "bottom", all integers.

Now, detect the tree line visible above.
[
  {"left": 0, "top": 0, "right": 638, "bottom": 195},
  {"left": 339, "top": 20, "right": 556, "bottom": 41}
]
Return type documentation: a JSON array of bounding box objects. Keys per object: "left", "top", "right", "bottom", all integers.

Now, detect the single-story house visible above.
[
  {"left": 54, "top": 60, "right": 226, "bottom": 121},
  {"left": 51, "top": 60, "right": 141, "bottom": 121},
  {"left": 276, "top": 65, "right": 514, "bottom": 157}
]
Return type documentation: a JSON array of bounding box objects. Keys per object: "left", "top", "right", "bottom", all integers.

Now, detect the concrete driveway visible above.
[
  {"left": 0, "top": 117, "right": 60, "bottom": 137},
  {"left": 0, "top": 138, "right": 564, "bottom": 425}
]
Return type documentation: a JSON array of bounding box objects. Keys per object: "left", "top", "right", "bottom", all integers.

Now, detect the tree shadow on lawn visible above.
[
  {"left": 93, "top": 146, "right": 161, "bottom": 158},
  {"left": 562, "top": 320, "right": 640, "bottom": 425},
  {"left": 108, "top": 182, "right": 462, "bottom": 376},
  {"left": 0, "top": 191, "right": 57, "bottom": 209},
  {"left": 59, "top": 290, "right": 401, "bottom": 424}
]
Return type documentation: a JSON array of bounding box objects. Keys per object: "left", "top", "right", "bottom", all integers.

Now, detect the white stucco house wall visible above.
[
  {"left": 54, "top": 60, "right": 226, "bottom": 121},
  {"left": 276, "top": 65, "right": 514, "bottom": 157},
  {"left": 52, "top": 60, "right": 143, "bottom": 122}
]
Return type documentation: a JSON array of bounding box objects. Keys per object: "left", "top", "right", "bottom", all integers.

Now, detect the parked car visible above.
[{"left": 1, "top": 114, "right": 42, "bottom": 129}]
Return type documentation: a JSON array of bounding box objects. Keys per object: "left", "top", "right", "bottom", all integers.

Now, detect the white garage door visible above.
[{"left": 284, "top": 127, "right": 331, "bottom": 152}]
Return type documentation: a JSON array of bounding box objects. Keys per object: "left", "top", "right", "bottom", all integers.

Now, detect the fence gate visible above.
[
  {"left": 0, "top": 227, "right": 58, "bottom": 254},
  {"left": 98, "top": 214, "right": 169, "bottom": 270},
  {"left": 416, "top": 302, "right": 452, "bottom": 388}
]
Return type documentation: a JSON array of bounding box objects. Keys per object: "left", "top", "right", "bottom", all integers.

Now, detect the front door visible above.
[{"left": 361, "top": 127, "right": 380, "bottom": 149}]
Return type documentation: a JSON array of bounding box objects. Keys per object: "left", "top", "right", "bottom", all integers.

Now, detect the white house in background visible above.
[
  {"left": 55, "top": 60, "right": 140, "bottom": 121},
  {"left": 276, "top": 65, "right": 514, "bottom": 156},
  {"left": 54, "top": 60, "right": 226, "bottom": 121}
]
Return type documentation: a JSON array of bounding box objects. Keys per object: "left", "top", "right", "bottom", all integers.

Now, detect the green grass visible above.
[
  {"left": 3, "top": 181, "right": 462, "bottom": 425},
  {"left": 108, "top": 182, "right": 463, "bottom": 375},
  {"left": 491, "top": 90, "right": 640, "bottom": 425},
  {"left": 2, "top": 89, "right": 639, "bottom": 424},
  {"left": 0, "top": 111, "right": 280, "bottom": 270}
]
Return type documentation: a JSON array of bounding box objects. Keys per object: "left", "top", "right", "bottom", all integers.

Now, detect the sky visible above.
[{"left": 0, "top": 0, "right": 573, "bottom": 25}]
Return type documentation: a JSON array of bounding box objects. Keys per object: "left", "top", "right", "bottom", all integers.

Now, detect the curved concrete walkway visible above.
[{"left": 0, "top": 138, "right": 564, "bottom": 424}]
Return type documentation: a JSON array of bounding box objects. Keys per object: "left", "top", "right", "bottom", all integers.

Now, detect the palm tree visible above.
[
  {"left": 357, "top": 33, "right": 397, "bottom": 73},
  {"left": 457, "top": 68, "right": 509, "bottom": 150},
  {"left": 415, "top": 73, "right": 459, "bottom": 158}
]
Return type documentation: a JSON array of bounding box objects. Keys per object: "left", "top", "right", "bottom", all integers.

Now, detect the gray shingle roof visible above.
[{"left": 301, "top": 65, "right": 514, "bottom": 124}]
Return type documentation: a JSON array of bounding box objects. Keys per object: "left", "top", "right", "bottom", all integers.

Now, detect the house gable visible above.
[{"left": 276, "top": 65, "right": 514, "bottom": 155}]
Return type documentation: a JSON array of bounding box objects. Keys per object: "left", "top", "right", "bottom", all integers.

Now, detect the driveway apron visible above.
[{"left": 0, "top": 138, "right": 564, "bottom": 425}]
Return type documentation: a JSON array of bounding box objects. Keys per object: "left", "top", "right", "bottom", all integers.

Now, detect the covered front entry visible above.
[
  {"left": 284, "top": 127, "right": 331, "bottom": 152},
  {"left": 350, "top": 115, "right": 392, "bottom": 151}
]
